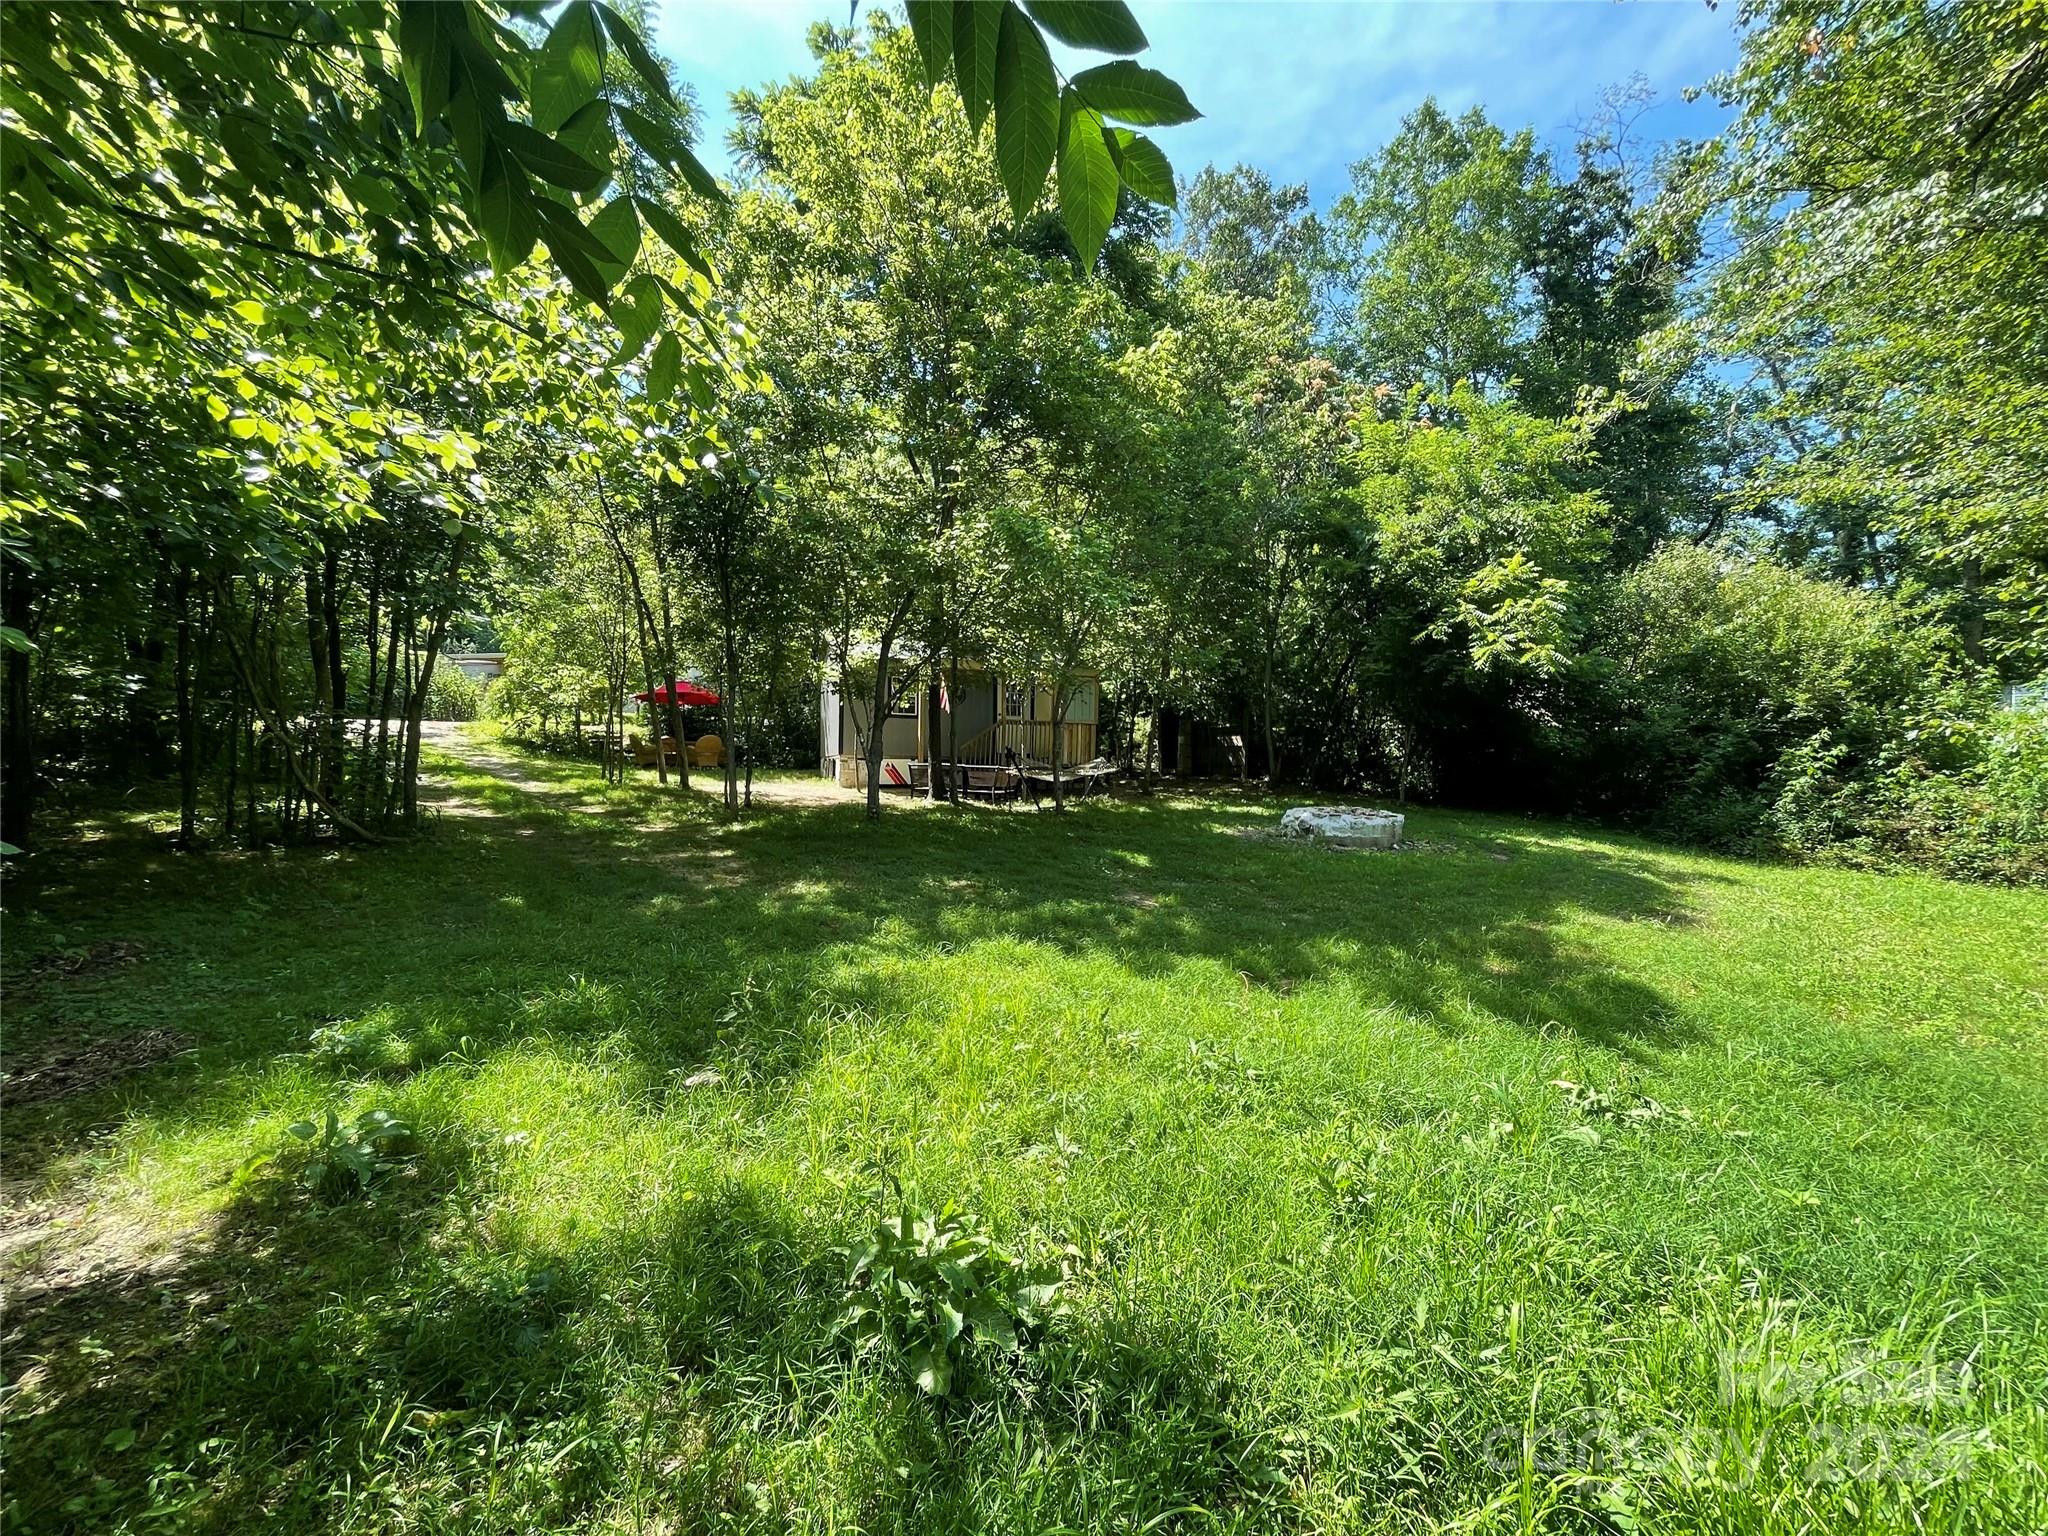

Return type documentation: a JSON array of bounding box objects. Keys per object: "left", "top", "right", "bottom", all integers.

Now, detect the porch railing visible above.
[{"left": 948, "top": 719, "right": 1095, "bottom": 768}]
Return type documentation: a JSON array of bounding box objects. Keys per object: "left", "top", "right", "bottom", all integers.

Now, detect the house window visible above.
[
  {"left": 1001, "top": 681, "right": 1028, "bottom": 719},
  {"left": 887, "top": 666, "right": 918, "bottom": 716}
]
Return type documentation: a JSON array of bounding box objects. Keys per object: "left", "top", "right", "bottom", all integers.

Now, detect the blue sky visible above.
[{"left": 652, "top": 0, "right": 1745, "bottom": 209}]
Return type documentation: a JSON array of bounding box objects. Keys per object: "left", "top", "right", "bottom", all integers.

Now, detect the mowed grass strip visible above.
[{"left": 3, "top": 727, "right": 2044, "bottom": 1534}]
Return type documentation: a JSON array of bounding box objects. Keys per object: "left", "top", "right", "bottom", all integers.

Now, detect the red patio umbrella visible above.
[{"left": 633, "top": 678, "right": 721, "bottom": 707}]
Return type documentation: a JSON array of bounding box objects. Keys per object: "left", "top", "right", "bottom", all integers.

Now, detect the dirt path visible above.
[
  {"left": 419, "top": 722, "right": 862, "bottom": 810},
  {"left": 418, "top": 720, "right": 567, "bottom": 797}
]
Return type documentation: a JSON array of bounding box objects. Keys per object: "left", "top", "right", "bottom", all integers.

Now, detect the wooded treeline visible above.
[{"left": 4, "top": 1, "right": 2043, "bottom": 877}]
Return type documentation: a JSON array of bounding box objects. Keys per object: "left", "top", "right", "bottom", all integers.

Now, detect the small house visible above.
[
  {"left": 444, "top": 651, "right": 507, "bottom": 681},
  {"left": 820, "top": 658, "right": 1100, "bottom": 788}
]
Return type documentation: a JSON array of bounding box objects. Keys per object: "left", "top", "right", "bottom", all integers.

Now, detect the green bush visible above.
[
  {"left": 833, "top": 1203, "right": 1064, "bottom": 1397},
  {"left": 422, "top": 663, "right": 488, "bottom": 722},
  {"left": 1770, "top": 709, "right": 2048, "bottom": 884},
  {"left": 280, "top": 1107, "right": 419, "bottom": 1201},
  {"left": 1584, "top": 544, "right": 1963, "bottom": 852}
]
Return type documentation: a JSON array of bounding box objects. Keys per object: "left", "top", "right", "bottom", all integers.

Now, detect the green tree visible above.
[
  {"left": 1670, "top": 0, "right": 2048, "bottom": 670},
  {"left": 1331, "top": 100, "right": 1552, "bottom": 395},
  {"left": 732, "top": 19, "right": 1152, "bottom": 818},
  {"left": 1521, "top": 115, "right": 1709, "bottom": 563},
  {"left": 1347, "top": 384, "right": 1610, "bottom": 802},
  {"left": 1179, "top": 163, "right": 1328, "bottom": 304}
]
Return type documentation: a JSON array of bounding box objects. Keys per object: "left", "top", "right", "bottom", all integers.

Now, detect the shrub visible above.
[
  {"left": 833, "top": 1203, "right": 1064, "bottom": 1396},
  {"left": 1769, "top": 709, "right": 2048, "bottom": 884},
  {"left": 1583, "top": 544, "right": 1965, "bottom": 852},
  {"left": 282, "top": 1107, "right": 419, "bottom": 1201},
  {"left": 421, "top": 663, "right": 487, "bottom": 722}
]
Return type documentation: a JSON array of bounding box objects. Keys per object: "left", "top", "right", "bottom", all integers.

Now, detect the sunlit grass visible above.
[{"left": 4, "top": 727, "right": 2044, "bottom": 1533}]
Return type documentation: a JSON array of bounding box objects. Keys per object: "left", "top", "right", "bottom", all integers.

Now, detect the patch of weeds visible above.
[
  {"left": 1458, "top": 1116, "right": 1519, "bottom": 1152},
  {"left": 24, "top": 937, "right": 146, "bottom": 982},
  {"left": 0, "top": 1027, "right": 190, "bottom": 1107},
  {"left": 1313, "top": 1118, "right": 1389, "bottom": 1221},
  {"left": 1550, "top": 1077, "right": 1693, "bottom": 1145},
  {"left": 833, "top": 1201, "right": 1064, "bottom": 1397},
  {"left": 1019, "top": 1127, "right": 1084, "bottom": 1176},
  {"left": 273, "top": 1108, "right": 419, "bottom": 1201},
  {"left": 1185, "top": 1036, "right": 1276, "bottom": 1115},
  {"left": 305, "top": 1013, "right": 416, "bottom": 1074}
]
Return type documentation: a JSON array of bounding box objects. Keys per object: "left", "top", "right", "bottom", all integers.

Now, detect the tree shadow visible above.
[
  {"left": 2, "top": 1163, "right": 840, "bottom": 1532},
  {"left": 8, "top": 1148, "right": 1274, "bottom": 1535},
  {"left": 2, "top": 744, "right": 1719, "bottom": 1184},
  {"left": 842, "top": 1304, "right": 1300, "bottom": 1533},
  {"left": 1, "top": 742, "right": 1740, "bottom": 1528}
]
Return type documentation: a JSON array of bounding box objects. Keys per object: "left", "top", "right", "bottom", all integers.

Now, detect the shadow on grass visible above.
[
  {"left": 3, "top": 1153, "right": 1289, "bottom": 1534},
  {"left": 3, "top": 1162, "right": 809, "bottom": 1530},
  {"left": 2, "top": 738, "right": 1712, "bottom": 1179},
  {"left": 0, "top": 739, "right": 1726, "bottom": 1528}
]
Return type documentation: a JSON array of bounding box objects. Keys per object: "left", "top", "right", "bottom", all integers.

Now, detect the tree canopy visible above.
[{"left": 4, "top": 0, "right": 2041, "bottom": 882}]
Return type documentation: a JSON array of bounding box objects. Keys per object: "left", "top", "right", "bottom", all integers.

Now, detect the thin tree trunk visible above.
[
  {"left": 1, "top": 555, "right": 35, "bottom": 852},
  {"left": 303, "top": 555, "right": 333, "bottom": 823},
  {"left": 174, "top": 565, "right": 198, "bottom": 846},
  {"left": 1051, "top": 684, "right": 1068, "bottom": 813},
  {"left": 864, "top": 634, "right": 901, "bottom": 823},
  {"left": 374, "top": 602, "right": 402, "bottom": 822},
  {"left": 944, "top": 651, "right": 961, "bottom": 804},
  {"left": 217, "top": 583, "right": 386, "bottom": 843},
  {"left": 244, "top": 585, "right": 265, "bottom": 845},
  {"left": 1261, "top": 642, "right": 1278, "bottom": 787},
  {"left": 595, "top": 468, "right": 676, "bottom": 786},
  {"left": 1958, "top": 557, "right": 1986, "bottom": 666},
  {"left": 358, "top": 548, "right": 380, "bottom": 819},
  {"left": 402, "top": 534, "right": 468, "bottom": 828},
  {"left": 222, "top": 695, "right": 240, "bottom": 842},
  {"left": 322, "top": 533, "right": 346, "bottom": 808},
  {"left": 645, "top": 494, "right": 690, "bottom": 790},
  {"left": 719, "top": 562, "right": 741, "bottom": 813}
]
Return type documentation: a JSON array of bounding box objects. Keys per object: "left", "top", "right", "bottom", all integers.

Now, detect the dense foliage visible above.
[
  {"left": 5, "top": 0, "right": 2042, "bottom": 879},
  {"left": 0, "top": 0, "right": 1200, "bottom": 838}
]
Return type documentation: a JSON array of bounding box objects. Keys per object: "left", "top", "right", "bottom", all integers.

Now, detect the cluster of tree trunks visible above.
[{"left": 1, "top": 513, "right": 473, "bottom": 854}]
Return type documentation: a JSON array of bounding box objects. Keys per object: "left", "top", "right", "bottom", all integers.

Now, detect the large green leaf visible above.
[
  {"left": 595, "top": 2, "right": 678, "bottom": 106},
  {"left": 964, "top": 1297, "right": 1018, "bottom": 1349},
  {"left": 1022, "top": 1, "right": 1146, "bottom": 55},
  {"left": 993, "top": 3, "right": 1058, "bottom": 219},
  {"left": 499, "top": 121, "right": 608, "bottom": 193},
  {"left": 477, "top": 146, "right": 538, "bottom": 275},
  {"left": 635, "top": 194, "right": 715, "bottom": 278},
  {"left": 951, "top": 0, "right": 1004, "bottom": 133},
  {"left": 1057, "top": 97, "right": 1118, "bottom": 269},
  {"left": 609, "top": 272, "right": 664, "bottom": 362},
  {"left": 397, "top": 0, "right": 454, "bottom": 133},
  {"left": 586, "top": 194, "right": 642, "bottom": 288},
  {"left": 444, "top": 17, "right": 521, "bottom": 107},
  {"left": 1067, "top": 60, "right": 1200, "bottom": 126},
  {"left": 531, "top": 0, "right": 603, "bottom": 136},
  {"left": 617, "top": 106, "right": 726, "bottom": 202},
  {"left": 646, "top": 331, "right": 682, "bottom": 405},
  {"left": 904, "top": 0, "right": 953, "bottom": 86},
  {"left": 555, "top": 98, "right": 618, "bottom": 168},
  {"left": 1105, "top": 126, "right": 1175, "bottom": 206},
  {"left": 906, "top": 1343, "right": 953, "bottom": 1397},
  {"left": 536, "top": 199, "right": 617, "bottom": 301}
]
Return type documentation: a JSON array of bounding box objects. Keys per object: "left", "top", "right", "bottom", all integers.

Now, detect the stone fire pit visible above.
[{"left": 1278, "top": 805, "right": 1405, "bottom": 850}]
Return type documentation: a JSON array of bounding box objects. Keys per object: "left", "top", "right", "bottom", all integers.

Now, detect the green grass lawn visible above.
[{"left": 4, "top": 727, "right": 2045, "bottom": 1534}]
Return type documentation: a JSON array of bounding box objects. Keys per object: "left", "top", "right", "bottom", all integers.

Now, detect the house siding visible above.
[
  {"left": 947, "top": 675, "right": 997, "bottom": 750},
  {"left": 843, "top": 700, "right": 921, "bottom": 760}
]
